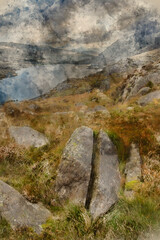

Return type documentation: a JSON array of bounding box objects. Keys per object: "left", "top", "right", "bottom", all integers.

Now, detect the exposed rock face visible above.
[
  {"left": 125, "top": 144, "right": 142, "bottom": 197},
  {"left": 138, "top": 90, "right": 160, "bottom": 106},
  {"left": 9, "top": 126, "right": 49, "bottom": 148},
  {"left": 89, "top": 130, "right": 120, "bottom": 219},
  {"left": 55, "top": 127, "right": 121, "bottom": 217},
  {"left": 116, "top": 51, "right": 160, "bottom": 101},
  {"left": 55, "top": 126, "right": 93, "bottom": 205},
  {"left": 0, "top": 180, "right": 52, "bottom": 234}
]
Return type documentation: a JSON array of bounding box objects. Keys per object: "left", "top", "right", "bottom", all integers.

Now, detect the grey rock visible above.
[
  {"left": 9, "top": 126, "right": 49, "bottom": 148},
  {"left": 100, "top": 79, "right": 110, "bottom": 91},
  {"left": 138, "top": 229, "right": 160, "bottom": 240},
  {"left": 89, "top": 130, "right": 120, "bottom": 219},
  {"left": 138, "top": 90, "right": 160, "bottom": 106},
  {"left": 120, "top": 62, "right": 160, "bottom": 101},
  {"left": 28, "top": 104, "right": 40, "bottom": 111},
  {"left": 125, "top": 144, "right": 142, "bottom": 197},
  {"left": 0, "top": 180, "right": 52, "bottom": 234},
  {"left": 95, "top": 89, "right": 109, "bottom": 101},
  {"left": 86, "top": 106, "right": 110, "bottom": 117},
  {"left": 155, "top": 134, "right": 160, "bottom": 144},
  {"left": 138, "top": 87, "right": 151, "bottom": 96},
  {"left": 127, "top": 107, "right": 134, "bottom": 111},
  {"left": 55, "top": 126, "right": 93, "bottom": 205}
]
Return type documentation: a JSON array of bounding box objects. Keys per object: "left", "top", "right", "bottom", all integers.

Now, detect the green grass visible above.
[
  {"left": 105, "top": 196, "right": 160, "bottom": 240},
  {"left": 1, "top": 196, "right": 159, "bottom": 240}
]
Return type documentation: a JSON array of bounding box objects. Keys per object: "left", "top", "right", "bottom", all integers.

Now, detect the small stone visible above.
[
  {"left": 127, "top": 107, "right": 134, "bottom": 111},
  {"left": 100, "top": 79, "right": 110, "bottom": 91},
  {"left": 138, "top": 90, "right": 160, "bottom": 106},
  {"left": 86, "top": 106, "right": 110, "bottom": 118},
  {"left": 28, "top": 104, "right": 41, "bottom": 111}
]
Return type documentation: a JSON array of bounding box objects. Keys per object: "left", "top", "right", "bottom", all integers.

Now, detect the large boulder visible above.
[
  {"left": 89, "top": 130, "right": 120, "bottom": 219},
  {"left": 0, "top": 180, "right": 52, "bottom": 233},
  {"left": 9, "top": 126, "right": 49, "bottom": 148},
  {"left": 55, "top": 126, "right": 93, "bottom": 205},
  {"left": 138, "top": 90, "right": 160, "bottom": 106}
]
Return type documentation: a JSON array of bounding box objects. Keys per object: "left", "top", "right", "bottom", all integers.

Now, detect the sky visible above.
[{"left": 0, "top": 0, "right": 160, "bottom": 49}]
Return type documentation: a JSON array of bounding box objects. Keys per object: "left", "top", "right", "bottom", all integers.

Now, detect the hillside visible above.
[
  {"left": 0, "top": 47, "right": 160, "bottom": 239},
  {"left": 0, "top": 0, "right": 160, "bottom": 239}
]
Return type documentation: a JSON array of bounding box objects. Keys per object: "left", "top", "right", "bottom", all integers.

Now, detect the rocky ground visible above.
[{"left": 0, "top": 48, "right": 160, "bottom": 239}]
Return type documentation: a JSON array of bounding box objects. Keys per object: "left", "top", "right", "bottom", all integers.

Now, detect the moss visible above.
[
  {"left": 146, "top": 81, "right": 154, "bottom": 89},
  {"left": 106, "top": 130, "right": 129, "bottom": 165},
  {"left": 125, "top": 180, "right": 141, "bottom": 191},
  {"left": 0, "top": 218, "right": 11, "bottom": 239}
]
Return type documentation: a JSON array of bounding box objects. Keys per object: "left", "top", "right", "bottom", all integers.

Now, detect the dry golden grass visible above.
[{"left": 0, "top": 86, "right": 160, "bottom": 240}]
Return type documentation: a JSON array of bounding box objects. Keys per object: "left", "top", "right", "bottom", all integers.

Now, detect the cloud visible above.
[{"left": 0, "top": 0, "right": 23, "bottom": 14}]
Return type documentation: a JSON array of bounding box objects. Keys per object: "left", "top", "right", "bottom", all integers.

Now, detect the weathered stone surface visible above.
[
  {"left": 28, "top": 104, "right": 41, "bottom": 111},
  {"left": 55, "top": 126, "right": 93, "bottom": 205},
  {"left": 138, "top": 229, "right": 160, "bottom": 240},
  {"left": 95, "top": 89, "right": 109, "bottom": 101},
  {"left": 0, "top": 180, "right": 52, "bottom": 233},
  {"left": 86, "top": 106, "right": 110, "bottom": 117},
  {"left": 155, "top": 134, "right": 160, "bottom": 144},
  {"left": 89, "top": 130, "right": 120, "bottom": 219},
  {"left": 138, "top": 87, "right": 151, "bottom": 96},
  {"left": 138, "top": 90, "right": 160, "bottom": 106},
  {"left": 9, "top": 126, "right": 49, "bottom": 148},
  {"left": 100, "top": 79, "right": 110, "bottom": 91},
  {"left": 125, "top": 144, "right": 142, "bottom": 197}
]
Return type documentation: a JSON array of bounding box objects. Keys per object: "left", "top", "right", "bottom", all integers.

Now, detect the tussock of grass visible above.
[
  {"left": 1, "top": 196, "right": 159, "bottom": 240},
  {"left": 105, "top": 197, "right": 160, "bottom": 240}
]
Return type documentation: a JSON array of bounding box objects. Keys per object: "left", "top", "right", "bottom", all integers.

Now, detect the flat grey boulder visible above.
[
  {"left": 89, "top": 130, "right": 120, "bottom": 219},
  {"left": 125, "top": 144, "right": 142, "bottom": 197},
  {"left": 138, "top": 90, "right": 160, "bottom": 106},
  {"left": 55, "top": 126, "right": 93, "bottom": 205},
  {"left": 0, "top": 180, "right": 52, "bottom": 233},
  {"left": 9, "top": 126, "right": 49, "bottom": 148}
]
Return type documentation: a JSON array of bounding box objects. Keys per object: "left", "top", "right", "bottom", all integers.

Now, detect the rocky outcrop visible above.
[
  {"left": 138, "top": 90, "right": 160, "bottom": 106},
  {"left": 125, "top": 144, "right": 142, "bottom": 197},
  {"left": 55, "top": 127, "right": 120, "bottom": 218},
  {"left": 9, "top": 126, "right": 49, "bottom": 148},
  {"left": 116, "top": 51, "right": 160, "bottom": 101},
  {"left": 0, "top": 180, "right": 52, "bottom": 233},
  {"left": 89, "top": 130, "right": 120, "bottom": 219},
  {"left": 55, "top": 126, "right": 93, "bottom": 205}
]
